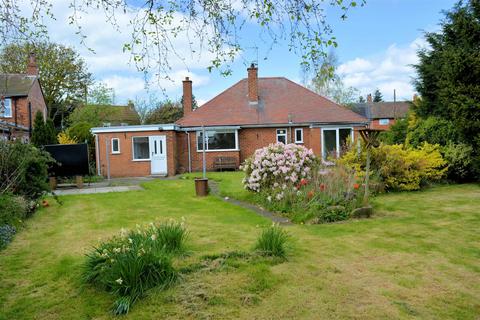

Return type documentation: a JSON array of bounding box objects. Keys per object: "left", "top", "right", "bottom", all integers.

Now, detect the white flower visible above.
[
  {"left": 116, "top": 278, "right": 123, "bottom": 285},
  {"left": 151, "top": 234, "right": 157, "bottom": 241},
  {"left": 128, "top": 238, "right": 133, "bottom": 244}
]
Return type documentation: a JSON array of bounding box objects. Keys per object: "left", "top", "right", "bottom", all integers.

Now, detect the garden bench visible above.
[{"left": 213, "top": 156, "right": 237, "bottom": 171}]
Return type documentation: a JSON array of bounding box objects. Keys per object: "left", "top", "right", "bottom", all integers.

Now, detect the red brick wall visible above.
[
  {"left": 0, "top": 79, "right": 47, "bottom": 137},
  {"left": 369, "top": 118, "right": 395, "bottom": 130},
  {"left": 95, "top": 130, "right": 177, "bottom": 178}
]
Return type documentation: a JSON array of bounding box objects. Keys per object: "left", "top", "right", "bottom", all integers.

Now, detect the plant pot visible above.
[{"left": 194, "top": 178, "right": 209, "bottom": 197}]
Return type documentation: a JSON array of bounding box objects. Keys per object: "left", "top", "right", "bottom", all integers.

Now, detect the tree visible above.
[
  {"left": 0, "top": 42, "right": 93, "bottom": 128},
  {"left": 31, "top": 111, "right": 57, "bottom": 146},
  {"left": 413, "top": 0, "right": 480, "bottom": 180},
  {"left": 303, "top": 51, "right": 360, "bottom": 106},
  {"left": 144, "top": 100, "right": 184, "bottom": 124},
  {"left": 358, "top": 96, "right": 366, "bottom": 103},
  {"left": 373, "top": 89, "right": 383, "bottom": 102},
  {"left": 0, "top": 0, "right": 364, "bottom": 79},
  {"left": 88, "top": 82, "right": 115, "bottom": 105}
]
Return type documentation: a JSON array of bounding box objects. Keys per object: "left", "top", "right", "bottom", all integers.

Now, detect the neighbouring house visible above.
[
  {"left": 0, "top": 53, "right": 47, "bottom": 142},
  {"left": 351, "top": 94, "right": 411, "bottom": 131},
  {"left": 91, "top": 64, "right": 368, "bottom": 177}
]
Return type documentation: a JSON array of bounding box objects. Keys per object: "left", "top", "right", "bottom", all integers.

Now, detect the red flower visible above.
[
  {"left": 300, "top": 178, "right": 308, "bottom": 186},
  {"left": 319, "top": 184, "right": 326, "bottom": 191},
  {"left": 307, "top": 190, "right": 315, "bottom": 200},
  {"left": 353, "top": 183, "right": 360, "bottom": 190}
]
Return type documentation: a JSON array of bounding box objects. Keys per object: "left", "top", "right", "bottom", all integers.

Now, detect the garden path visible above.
[{"left": 208, "top": 180, "right": 292, "bottom": 225}]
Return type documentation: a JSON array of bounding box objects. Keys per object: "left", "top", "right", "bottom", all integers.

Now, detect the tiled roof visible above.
[
  {"left": 177, "top": 77, "right": 367, "bottom": 127},
  {"left": 351, "top": 102, "right": 411, "bottom": 119},
  {"left": 0, "top": 74, "right": 37, "bottom": 97}
]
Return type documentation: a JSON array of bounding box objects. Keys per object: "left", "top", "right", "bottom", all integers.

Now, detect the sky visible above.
[{"left": 40, "top": 0, "right": 458, "bottom": 106}]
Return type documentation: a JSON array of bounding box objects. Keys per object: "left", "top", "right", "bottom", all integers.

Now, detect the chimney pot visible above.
[
  {"left": 247, "top": 63, "right": 258, "bottom": 104},
  {"left": 367, "top": 94, "right": 373, "bottom": 103}
]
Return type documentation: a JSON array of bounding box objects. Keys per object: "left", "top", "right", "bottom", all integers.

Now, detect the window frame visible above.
[
  {"left": 111, "top": 138, "right": 120, "bottom": 154},
  {"left": 131, "top": 136, "right": 151, "bottom": 161},
  {"left": 379, "top": 118, "right": 390, "bottom": 125},
  {"left": 321, "top": 127, "right": 354, "bottom": 159},
  {"left": 196, "top": 129, "right": 239, "bottom": 152},
  {"left": 276, "top": 128, "right": 288, "bottom": 144},
  {"left": 294, "top": 128, "right": 304, "bottom": 144},
  {"left": 2, "top": 98, "right": 12, "bottom": 118}
]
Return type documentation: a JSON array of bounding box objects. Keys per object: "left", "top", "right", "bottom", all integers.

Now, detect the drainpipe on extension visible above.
[{"left": 186, "top": 131, "right": 192, "bottom": 173}]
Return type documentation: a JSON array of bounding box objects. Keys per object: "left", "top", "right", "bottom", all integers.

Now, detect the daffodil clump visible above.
[{"left": 83, "top": 219, "right": 188, "bottom": 315}]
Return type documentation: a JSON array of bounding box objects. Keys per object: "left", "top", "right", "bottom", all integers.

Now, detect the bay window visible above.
[
  {"left": 322, "top": 128, "right": 353, "bottom": 159},
  {"left": 197, "top": 129, "right": 238, "bottom": 151}
]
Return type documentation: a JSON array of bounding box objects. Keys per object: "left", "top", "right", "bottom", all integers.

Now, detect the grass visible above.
[{"left": 1, "top": 174, "right": 479, "bottom": 319}]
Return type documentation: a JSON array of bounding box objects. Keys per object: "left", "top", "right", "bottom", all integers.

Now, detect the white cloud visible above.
[{"left": 338, "top": 37, "right": 428, "bottom": 101}]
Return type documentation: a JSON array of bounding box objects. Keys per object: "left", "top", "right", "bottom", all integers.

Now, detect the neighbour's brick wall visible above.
[
  {"left": 369, "top": 118, "right": 396, "bottom": 131},
  {"left": 0, "top": 79, "right": 47, "bottom": 136},
  {"left": 95, "top": 130, "right": 177, "bottom": 178}
]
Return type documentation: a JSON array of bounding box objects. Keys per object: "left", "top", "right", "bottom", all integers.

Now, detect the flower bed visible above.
[{"left": 242, "top": 143, "right": 363, "bottom": 223}]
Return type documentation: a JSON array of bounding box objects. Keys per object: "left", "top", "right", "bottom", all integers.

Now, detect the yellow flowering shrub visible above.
[
  {"left": 339, "top": 142, "right": 447, "bottom": 191},
  {"left": 57, "top": 132, "right": 77, "bottom": 144}
]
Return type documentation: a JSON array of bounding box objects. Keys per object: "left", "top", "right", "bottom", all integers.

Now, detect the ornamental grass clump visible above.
[
  {"left": 254, "top": 224, "right": 290, "bottom": 258},
  {"left": 83, "top": 220, "right": 187, "bottom": 315}
]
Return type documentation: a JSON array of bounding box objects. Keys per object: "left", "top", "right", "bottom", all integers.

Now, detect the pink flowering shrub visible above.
[
  {"left": 242, "top": 143, "right": 317, "bottom": 194},
  {"left": 242, "top": 143, "right": 364, "bottom": 224}
]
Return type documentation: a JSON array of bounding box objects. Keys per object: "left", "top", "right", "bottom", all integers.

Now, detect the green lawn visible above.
[{"left": 1, "top": 174, "right": 479, "bottom": 319}]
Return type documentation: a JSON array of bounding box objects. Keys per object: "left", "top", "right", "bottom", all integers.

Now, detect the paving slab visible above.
[{"left": 54, "top": 185, "right": 143, "bottom": 195}]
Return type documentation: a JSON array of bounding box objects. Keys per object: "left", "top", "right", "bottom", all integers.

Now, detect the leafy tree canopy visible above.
[
  {"left": 144, "top": 100, "right": 184, "bottom": 124},
  {"left": 0, "top": 42, "right": 93, "bottom": 128},
  {"left": 413, "top": 0, "right": 480, "bottom": 179},
  {"left": 88, "top": 82, "right": 115, "bottom": 105},
  {"left": 302, "top": 50, "right": 360, "bottom": 106},
  {"left": 373, "top": 89, "right": 383, "bottom": 102},
  {"left": 0, "top": 0, "right": 364, "bottom": 79}
]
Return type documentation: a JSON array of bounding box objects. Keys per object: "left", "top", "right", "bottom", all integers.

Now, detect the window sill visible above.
[
  {"left": 196, "top": 149, "right": 240, "bottom": 153},
  {"left": 295, "top": 141, "right": 304, "bottom": 144},
  {"left": 132, "top": 159, "right": 151, "bottom": 162},
  {"left": 111, "top": 152, "right": 121, "bottom": 155}
]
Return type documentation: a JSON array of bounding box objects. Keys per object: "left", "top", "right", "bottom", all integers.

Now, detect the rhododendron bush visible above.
[
  {"left": 242, "top": 143, "right": 363, "bottom": 223},
  {"left": 242, "top": 143, "right": 317, "bottom": 193}
]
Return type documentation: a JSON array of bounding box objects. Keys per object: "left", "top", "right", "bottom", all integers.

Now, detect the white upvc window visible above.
[
  {"left": 321, "top": 127, "right": 354, "bottom": 159},
  {"left": 294, "top": 128, "right": 303, "bottom": 143},
  {"left": 1, "top": 98, "right": 12, "bottom": 118},
  {"left": 276, "top": 129, "right": 287, "bottom": 144},
  {"left": 379, "top": 118, "right": 390, "bottom": 125},
  {"left": 132, "top": 136, "right": 150, "bottom": 160},
  {"left": 197, "top": 129, "right": 238, "bottom": 152},
  {"left": 111, "top": 138, "right": 120, "bottom": 154}
]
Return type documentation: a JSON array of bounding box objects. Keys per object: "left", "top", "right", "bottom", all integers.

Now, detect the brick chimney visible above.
[
  {"left": 367, "top": 93, "right": 372, "bottom": 103},
  {"left": 27, "top": 52, "right": 39, "bottom": 76},
  {"left": 182, "top": 77, "right": 193, "bottom": 116},
  {"left": 247, "top": 63, "right": 258, "bottom": 104}
]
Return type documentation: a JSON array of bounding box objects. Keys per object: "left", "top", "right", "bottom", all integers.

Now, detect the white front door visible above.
[{"left": 149, "top": 136, "right": 167, "bottom": 175}]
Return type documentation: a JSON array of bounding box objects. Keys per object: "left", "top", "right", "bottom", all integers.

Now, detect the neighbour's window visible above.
[
  {"left": 294, "top": 128, "right": 303, "bottom": 143},
  {"left": 103, "top": 122, "right": 111, "bottom": 127},
  {"left": 276, "top": 129, "right": 287, "bottom": 144},
  {"left": 322, "top": 128, "right": 353, "bottom": 159},
  {"left": 197, "top": 130, "right": 237, "bottom": 151},
  {"left": 1, "top": 98, "right": 12, "bottom": 118},
  {"left": 111, "top": 138, "right": 120, "bottom": 154},
  {"left": 379, "top": 118, "right": 390, "bottom": 125},
  {"left": 132, "top": 137, "right": 149, "bottom": 160}
]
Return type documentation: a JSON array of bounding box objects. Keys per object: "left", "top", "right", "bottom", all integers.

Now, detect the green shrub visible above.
[
  {"left": 442, "top": 143, "right": 475, "bottom": 182},
  {"left": 340, "top": 142, "right": 447, "bottom": 191},
  {"left": 0, "top": 141, "right": 53, "bottom": 199},
  {"left": 0, "top": 194, "right": 29, "bottom": 228},
  {"left": 254, "top": 225, "right": 289, "bottom": 258},
  {"left": 406, "top": 116, "right": 460, "bottom": 148},
  {"left": 379, "top": 117, "right": 408, "bottom": 145},
  {"left": 83, "top": 221, "right": 187, "bottom": 314}
]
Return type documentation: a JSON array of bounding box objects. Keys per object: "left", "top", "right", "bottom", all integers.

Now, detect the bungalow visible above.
[
  {"left": 91, "top": 65, "right": 367, "bottom": 177},
  {"left": 0, "top": 53, "right": 47, "bottom": 142}
]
